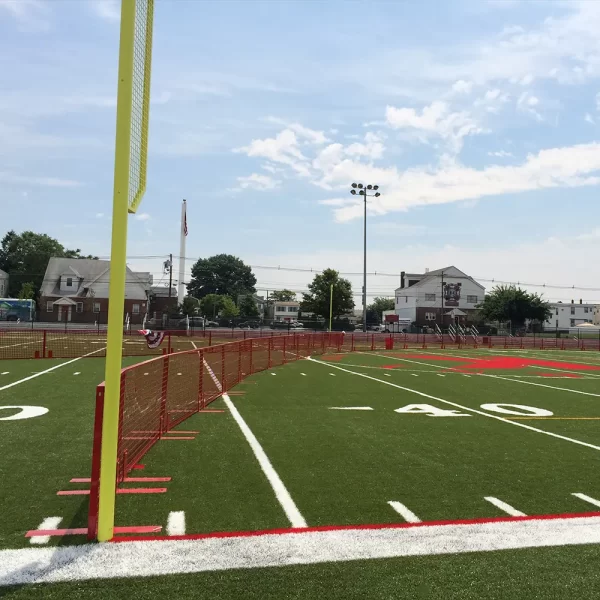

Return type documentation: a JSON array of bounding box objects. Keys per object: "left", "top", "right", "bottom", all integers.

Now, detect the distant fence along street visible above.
[{"left": 2, "top": 329, "right": 600, "bottom": 361}]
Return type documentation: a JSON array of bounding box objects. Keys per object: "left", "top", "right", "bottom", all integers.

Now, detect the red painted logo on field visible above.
[{"left": 390, "top": 354, "right": 599, "bottom": 376}]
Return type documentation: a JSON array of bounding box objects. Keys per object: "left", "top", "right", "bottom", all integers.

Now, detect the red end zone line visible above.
[
  {"left": 70, "top": 477, "right": 171, "bottom": 483},
  {"left": 111, "top": 510, "right": 600, "bottom": 542}
]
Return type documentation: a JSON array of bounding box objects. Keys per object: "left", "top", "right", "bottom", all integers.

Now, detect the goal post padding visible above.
[{"left": 87, "top": 333, "right": 340, "bottom": 540}]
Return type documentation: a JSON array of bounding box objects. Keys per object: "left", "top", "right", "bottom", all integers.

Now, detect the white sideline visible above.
[
  {"left": 3, "top": 516, "right": 600, "bottom": 585},
  {"left": 0, "top": 347, "right": 106, "bottom": 393},
  {"left": 484, "top": 497, "right": 526, "bottom": 517},
  {"left": 387, "top": 501, "right": 421, "bottom": 523},
  {"left": 202, "top": 358, "right": 307, "bottom": 529},
  {"left": 30, "top": 517, "right": 62, "bottom": 545},
  {"left": 308, "top": 358, "right": 600, "bottom": 453}
]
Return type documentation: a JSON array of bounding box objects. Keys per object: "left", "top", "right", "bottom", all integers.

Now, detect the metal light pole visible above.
[{"left": 350, "top": 183, "right": 381, "bottom": 332}]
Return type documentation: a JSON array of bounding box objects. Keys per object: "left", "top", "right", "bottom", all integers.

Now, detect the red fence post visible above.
[
  {"left": 87, "top": 383, "right": 105, "bottom": 540},
  {"left": 268, "top": 338, "right": 272, "bottom": 368},
  {"left": 160, "top": 354, "right": 169, "bottom": 435},
  {"left": 209, "top": 331, "right": 212, "bottom": 346},
  {"left": 351, "top": 334, "right": 355, "bottom": 352},
  {"left": 41, "top": 329, "right": 47, "bottom": 359},
  {"left": 238, "top": 342, "right": 243, "bottom": 381},
  {"left": 283, "top": 337, "right": 287, "bottom": 364},
  {"left": 221, "top": 345, "right": 226, "bottom": 392},
  {"left": 250, "top": 339, "right": 254, "bottom": 374},
  {"left": 168, "top": 332, "right": 172, "bottom": 354},
  {"left": 198, "top": 350, "right": 204, "bottom": 411}
]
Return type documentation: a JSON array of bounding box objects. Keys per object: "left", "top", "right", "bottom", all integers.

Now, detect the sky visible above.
[{"left": 2, "top": 0, "right": 600, "bottom": 304}]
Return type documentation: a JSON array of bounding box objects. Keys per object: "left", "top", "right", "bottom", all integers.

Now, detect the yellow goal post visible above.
[{"left": 97, "top": 0, "right": 154, "bottom": 542}]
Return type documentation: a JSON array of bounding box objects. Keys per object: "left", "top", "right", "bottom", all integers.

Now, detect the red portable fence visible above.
[
  {"left": 0, "top": 328, "right": 299, "bottom": 360},
  {"left": 87, "top": 332, "right": 340, "bottom": 539}
]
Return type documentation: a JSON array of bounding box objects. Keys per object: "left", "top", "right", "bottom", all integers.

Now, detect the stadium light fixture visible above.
[{"left": 348, "top": 183, "right": 382, "bottom": 333}]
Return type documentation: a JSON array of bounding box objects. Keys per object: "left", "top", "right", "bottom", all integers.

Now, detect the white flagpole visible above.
[{"left": 178, "top": 199, "right": 187, "bottom": 306}]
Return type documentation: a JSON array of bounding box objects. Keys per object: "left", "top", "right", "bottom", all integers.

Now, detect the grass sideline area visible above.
[{"left": 1, "top": 346, "right": 600, "bottom": 596}]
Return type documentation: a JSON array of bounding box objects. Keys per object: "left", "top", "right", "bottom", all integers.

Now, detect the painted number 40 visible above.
[{"left": 394, "top": 404, "right": 553, "bottom": 417}]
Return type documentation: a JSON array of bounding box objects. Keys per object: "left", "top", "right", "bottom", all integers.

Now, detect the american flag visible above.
[{"left": 183, "top": 201, "right": 188, "bottom": 236}]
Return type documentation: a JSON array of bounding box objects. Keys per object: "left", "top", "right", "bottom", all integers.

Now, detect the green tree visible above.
[
  {"left": 269, "top": 289, "right": 296, "bottom": 302},
  {"left": 239, "top": 295, "right": 260, "bottom": 318},
  {"left": 0, "top": 230, "right": 97, "bottom": 298},
  {"left": 187, "top": 254, "right": 256, "bottom": 299},
  {"left": 180, "top": 296, "right": 200, "bottom": 316},
  {"left": 200, "top": 294, "right": 225, "bottom": 319},
  {"left": 366, "top": 297, "right": 395, "bottom": 325},
  {"left": 300, "top": 269, "right": 354, "bottom": 319},
  {"left": 220, "top": 296, "right": 239, "bottom": 319},
  {"left": 476, "top": 286, "right": 552, "bottom": 329},
  {"left": 17, "top": 282, "right": 35, "bottom": 300}
]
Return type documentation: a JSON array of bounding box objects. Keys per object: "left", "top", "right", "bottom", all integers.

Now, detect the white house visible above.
[
  {"left": 269, "top": 301, "right": 301, "bottom": 322},
  {"left": 0, "top": 269, "right": 8, "bottom": 297},
  {"left": 394, "top": 266, "right": 485, "bottom": 327},
  {"left": 544, "top": 301, "right": 596, "bottom": 329}
]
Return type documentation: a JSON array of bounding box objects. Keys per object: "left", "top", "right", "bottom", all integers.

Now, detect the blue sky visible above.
[{"left": 2, "top": 0, "right": 600, "bottom": 303}]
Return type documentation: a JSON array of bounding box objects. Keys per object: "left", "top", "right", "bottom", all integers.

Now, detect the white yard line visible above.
[
  {"left": 191, "top": 341, "right": 197, "bottom": 350},
  {"left": 29, "top": 517, "right": 62, "bottom": 546},
  {"left": 166, "top": 511, "right": 186, "bottom": 536},
  {"left": 329, "top": 407, "right": 374, "bottom": 411},
  {"left": 484, "top": 497, "right": 526, "bottom": 517},
  {"left": 0, "top": 347, "right": 106, "bottom": 393},
  {"left": 0, "top": 335, "right": 66, "bottom": 350},
  {"left": 479, "top": 373, "right": 600, "bottom": 398},
  {"left": 572, "top": 493, "right": 600, "bottom": 509},
  {"left": 3, "top": 516, "right": 600, "bottom": 584},
  {"left": 387, "top": 501, "right": 421, "bottom": 523},
  {"left": 202, "top": 358, "right": 307, "bottom": 529},
  {"left": 308, "top": 358, "right": 600, "bottom": 453}
]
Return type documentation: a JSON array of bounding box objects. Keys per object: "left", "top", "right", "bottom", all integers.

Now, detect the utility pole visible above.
[
  {"left": 350, "top": 183, "right": 381, "bottom": 332},
  {"left": 440, "top": 270, "right": 444, "bottom": 328},
  {"left": 167, "top": 253, "right": 173, "bottom": 299}
]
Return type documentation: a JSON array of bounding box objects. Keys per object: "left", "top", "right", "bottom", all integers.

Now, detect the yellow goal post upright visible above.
[{"left": 97, "top": 0, "right": 154, "bottom": 542}]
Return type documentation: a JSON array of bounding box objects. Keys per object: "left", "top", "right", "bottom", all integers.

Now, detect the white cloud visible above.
[
  {"left": 234, "top": 129, "right": 311, "bottom": 177},
  {"left": 451, "top": 80, "right": 473, "bottom": 94},
  {"left": 386, "top": 101, "right": 483, "bottom": 153},
  {"left": 90, "top": 0, "right": 120, "bottom": 22},
  {"left": 317, "top": 142, "right": 600, "bottom": 222},
  {"left": 134, "top": 213, "right": 151, "bottom": 221},
  {"left": 487, "top": 150, "right": 514, "bottom": 158},
  {"left": 517, "top": 92, "right": 543, "bottom": 121},
  {"left": 585, "top": 113, "right": 596, "bottom": 125},
  {"left": 264, "top": 117, "right": 329, "bottom": 144},
  {"left": 95, "top": 212, "right": 104, "bottom": 218},
  {"left": 233, "top": 173, "right": 281, "bottom": 191},
  {"left": 0, "top": 0, "right": 50, "bottom": 31},
  {"left": 0, "top": 171, "right": 81, "bottom": 187}
]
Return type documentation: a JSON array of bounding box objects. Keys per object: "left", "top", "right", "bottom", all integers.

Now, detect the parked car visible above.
[
  {"left": 238, "top": 321, "right": 260, "bottom": 329},
  {"left": 205, "top": 320, "right": 219, "bottom": 328},
  {"left": 6, "top": 313, "right": 19, "bottom": 321},
  {"left": 176, "top": 316, "right": 204, "bottom": 329}
]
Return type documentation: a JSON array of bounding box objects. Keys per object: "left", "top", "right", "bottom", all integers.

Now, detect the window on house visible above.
[
  {"left": 66, "top": 277, "right": 73, "bottom": 287},
  {"left": 584, "top": 307, "right": 589, "bottom": 313},
  {"left": 288, "top": 306, "right": 297, "bottom": 312},
  {"left": 46, "top": 301, "right": 54, "bottom": 312},
  {"left": 571, "top": 307, "right": 575, "bottom": 315},
  {"left": 93, "top": 302, "right": 101, "bottom": 313},
  {"left": 425, "top": 293, "right": 436, "bottom": 302},
  {"left": 556, "top": 308, "right": 559, "bottom": 315},
  {"left": 425, "top": 312, "right": 436, "bottom": 321},
  {"left": 405, "top": 297, "right": 408, "bottom": 303},
  {"left": 570, "top": 319, "right": 575, "bottom": 327},
  {"left": 467, "top": 295, "right": 478, "bottom": 303},
  {"left": 76, "top": 302, "right": 83, "bottom": 313},
  {"left": 132, "top": 304, "right": 140, "bottom": 314}
]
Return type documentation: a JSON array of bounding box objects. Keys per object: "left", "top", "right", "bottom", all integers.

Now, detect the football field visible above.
[{"left": 2, "top": 347, "right": 600, "bottom": 597}]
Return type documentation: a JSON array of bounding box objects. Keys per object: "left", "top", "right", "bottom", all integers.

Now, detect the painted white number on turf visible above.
[
  {"left": 480, "top": 403, "right": 553, "bottom": 417},
  {"left": 394, "top": 404, "right": 470, "bottom": 418},
  {"left": 0, "top": 406, "right": 49, "bottom": 421}
]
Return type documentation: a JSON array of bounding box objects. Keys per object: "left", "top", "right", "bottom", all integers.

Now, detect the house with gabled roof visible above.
[
  {"left": 39, "top": 258, "right": 151, "bottom": 324},
  {"left": 393, "top": 266, "right": 485, "bottom": 327}
]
